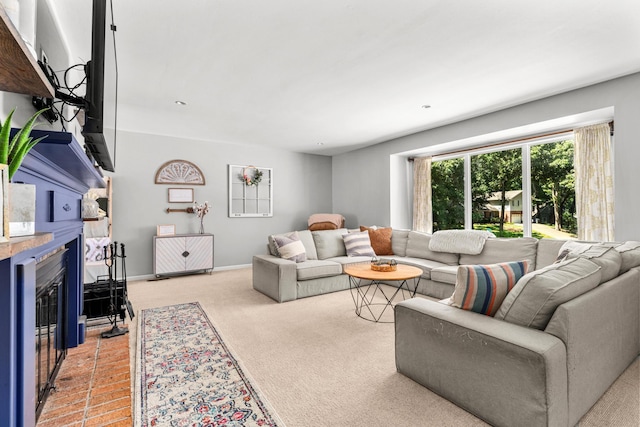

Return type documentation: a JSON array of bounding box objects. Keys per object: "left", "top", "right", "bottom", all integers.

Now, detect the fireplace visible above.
[
  {"left": 35, "top": 248, "right": 68, "bottom": 419},
  {"left": 0, "top": 130, "right": 105, "bottom": 426}
]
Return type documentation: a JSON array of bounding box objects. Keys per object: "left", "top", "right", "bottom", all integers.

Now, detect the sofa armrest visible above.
[
  {"left": 544, "top": 268, "right": 640, "bottom": 426},
  {"left": 252, "top": 254, "right": 297, "bottom": 303},
  {"left": 395, "top": 298, "right": 568, "bottom": 427}
]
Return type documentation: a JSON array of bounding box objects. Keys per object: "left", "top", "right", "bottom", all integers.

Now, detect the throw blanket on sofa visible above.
[
  {"left": 308, "top": 213, "right": 345, "bottom": 230},
  {"left": 429, "top": 230, "right": 494, "bottom": 255}
]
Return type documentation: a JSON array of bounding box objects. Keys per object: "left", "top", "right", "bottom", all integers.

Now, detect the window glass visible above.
[
  {"left": 431, "top": 158, "right": 464, "bottom": 231},
  {"left": 471, "top": 148, "right": 523, "bottom": 237},
  {"left": 426, "top": 137, "right": 580, "bottom": 239},
  {"left": 530, "top": 140, "right": 577, "bottom": 239}
]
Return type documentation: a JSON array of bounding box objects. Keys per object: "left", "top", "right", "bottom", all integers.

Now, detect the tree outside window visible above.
[
  {"left": 427, "top": 138, "right": 577, "bottom": 239},
  {"left": 431, "top": 158, "right": 464, "bottom": 231}
]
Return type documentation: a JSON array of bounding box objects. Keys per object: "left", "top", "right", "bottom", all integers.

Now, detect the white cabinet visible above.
[{"left": 153, "top": 234, "right": 214, "bottom": 277}]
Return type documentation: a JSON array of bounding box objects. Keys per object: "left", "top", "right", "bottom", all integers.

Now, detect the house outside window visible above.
[{"left": 429, "top": 138, "right": 577, "bottom": 239}]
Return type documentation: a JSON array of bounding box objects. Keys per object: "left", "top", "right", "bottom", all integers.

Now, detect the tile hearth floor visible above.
[{"left": 36, "top": 325, "right": 133, "bottom": 427}]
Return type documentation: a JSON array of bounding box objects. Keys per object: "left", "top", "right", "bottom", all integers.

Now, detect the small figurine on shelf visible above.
[{"left": 193, "top": 201, "right": 209, "bottom": 234}]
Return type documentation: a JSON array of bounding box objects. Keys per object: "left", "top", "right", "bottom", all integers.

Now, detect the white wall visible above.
[
  {"left": 333, "top": 72, "right": 640, "bottom": 241},
  {"left": 108, "top": 130, "right": 332, "bottom": 276},
  {"left": 0, "top": 0, "right": 76, "bottom": 132}
]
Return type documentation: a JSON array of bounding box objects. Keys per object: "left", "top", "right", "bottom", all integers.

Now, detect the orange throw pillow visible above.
[{"left": 360, "top": 226, "right": 394, "bottom": 255}]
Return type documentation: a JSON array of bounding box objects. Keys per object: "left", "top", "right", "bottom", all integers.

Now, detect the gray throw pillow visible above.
[
  {"left": 495, "top": 257, "right": 601, "bottom": 330},
  {"left": 558, "top": 241, "right": 622, "bottom": 283},
  {"left": 312, "top": 229, "right": 348, "bottom": 259},
  {"left": 609, "top": 241, "right": 640, "bottom": 274}
]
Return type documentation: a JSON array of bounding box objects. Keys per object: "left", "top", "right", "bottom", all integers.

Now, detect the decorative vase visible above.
[{"left": 9, "top": 182, "right": 35, "bottom": 236}]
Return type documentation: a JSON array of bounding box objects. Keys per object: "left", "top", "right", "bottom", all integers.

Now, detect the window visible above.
[
  {"left": 472, "top": 148, "right": 523, "bottom": 237},
  {"left": 431, "top": 158, "right": 464, "bottom": 231},
  {"left": 530, "top": 140, "right": 576, "bottom": 236},
  {"left": 427, "top": 138, "right": 577, "bottom": 239}
]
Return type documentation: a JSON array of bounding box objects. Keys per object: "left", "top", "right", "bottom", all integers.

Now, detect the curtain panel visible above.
[
  {"left": 574, "top": 123, "right": 614, "bottom": 241},
  {"left": 412, "top": 156, "right": 432, "bottom": 233}
]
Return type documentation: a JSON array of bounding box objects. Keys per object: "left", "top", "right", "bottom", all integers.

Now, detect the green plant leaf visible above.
[
  {"left": 8, "top": 136, "right": 46, "bottom": 178},
  {"left": 1, "top": 108, "right": 49, "bottom": 180},
  {"left": 0, "top": 108, "right": 16, "bottom": 164}
]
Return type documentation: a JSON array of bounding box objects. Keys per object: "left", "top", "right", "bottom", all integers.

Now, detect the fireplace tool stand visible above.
[{"left": 101, "top": 242, "right": 135, "bottom": 338}]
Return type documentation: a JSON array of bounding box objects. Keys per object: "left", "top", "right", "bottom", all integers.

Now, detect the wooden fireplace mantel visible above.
[{"left": 0, "top": 232, "right": 53, "bottom": 261}]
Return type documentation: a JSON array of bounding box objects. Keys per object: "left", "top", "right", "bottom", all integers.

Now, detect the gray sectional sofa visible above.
[
  {"left": 253, "top": 228, "right": 640, "bottom": 427},
  {"left": 254, "top": 228, "right": 557, "bottom": 302}
]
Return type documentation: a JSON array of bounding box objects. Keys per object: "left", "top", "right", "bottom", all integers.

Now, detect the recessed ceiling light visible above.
[
  {"left": 316, "top": 142, "right": 324, "bottom": 146},
  {"left": 175, "top": 100, "right": 187, "bottom": 106},
  {"left": 421, "top": 105, "right": 431, "bottom": 109}
]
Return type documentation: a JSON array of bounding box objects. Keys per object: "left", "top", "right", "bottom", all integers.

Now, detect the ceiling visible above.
[{"left": 50, "top": 0, "right": 640, "bottom": 156}]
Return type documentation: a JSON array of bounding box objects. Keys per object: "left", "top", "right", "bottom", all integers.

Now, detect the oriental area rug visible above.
[{"left": 136, "top": 302, "right": 283, "bottom": 426}]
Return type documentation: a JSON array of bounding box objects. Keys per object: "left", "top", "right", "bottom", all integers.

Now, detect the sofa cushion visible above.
[
  {"left": 558, "top": 242, "right": 621, "bottom": 283},
  {"left": 390, "top": 256, "right": 450, "bottom": 280},
  {"left": 360, "top": 226, "right": 394, "bottom": 255},
  {"left": 296, "top": 230, "right": 318, "bottom": 260},
  {"left": 271, "top": 232, "right": 306, "bottom": 262},
  {"left": 612, "top": 241, "right": 640, "bottom": 273},
  {"left": 430, "top": 265, "right": 459, "bottom": 285},
  {"left": 459, "top": 237, "right": 538, "bottom": 267},
  {"left": 495, "top": 257, "right": 602, "bottom": 330},
  {"left": 392, "top": 229, "right": 410, "bottom": 257},
  {"left": 450, "top": 261, "right": 529, "bottom": 316},
  {"left": 312, "top": 229, "right": 348, "bottom": 259},
  {"left": 535, "top": 239, "right": 567, "bottom": 270},
  {"left": 342, "top": 231, "right": 376, "bottom": 257},
  {"left": 296, "top": 260, "right": 343, "bottom": 281},
  {"left": 326, "top": 256, "right": 373, "bottom": 272},
  {"left": 405, "top": 231, "right": 459, "bottom": 265}
]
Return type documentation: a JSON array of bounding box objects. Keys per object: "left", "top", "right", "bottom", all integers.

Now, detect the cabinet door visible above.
[
  {"left": 154, "top": 237, "right": 187, "bottom": 275},
  {"left": 184, "top": 235, "right": 214, "bottom": 272}
]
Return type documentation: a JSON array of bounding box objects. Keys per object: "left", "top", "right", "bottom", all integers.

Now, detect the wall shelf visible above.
[{"left": 0, "top": 7, "right": 55, "bottom": 98}]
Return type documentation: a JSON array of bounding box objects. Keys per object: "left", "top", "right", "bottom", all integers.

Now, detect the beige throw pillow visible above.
[{"left": 495, "top": 257, "right": 601, "bottom": 330}]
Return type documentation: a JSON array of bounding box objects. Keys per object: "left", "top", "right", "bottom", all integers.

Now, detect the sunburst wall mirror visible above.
[{"left": 155, "top": 160, "right": 205, "bottom": 185}]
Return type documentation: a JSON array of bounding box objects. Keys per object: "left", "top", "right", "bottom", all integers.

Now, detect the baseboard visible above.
[
  {"left": 128, "top": 264, "right": 252, "bottom": 282},
  {"left": 215, "top": 263, "right": 252, "bottom": 271}
]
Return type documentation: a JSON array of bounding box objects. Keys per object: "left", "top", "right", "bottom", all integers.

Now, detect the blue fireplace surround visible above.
[{"left": 0, "top": 130, "right": 105, "bottom": 426}]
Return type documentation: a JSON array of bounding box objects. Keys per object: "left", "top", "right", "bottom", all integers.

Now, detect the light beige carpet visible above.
[{"left": 128, "top": 268, "right": 640, "bottom": 426}]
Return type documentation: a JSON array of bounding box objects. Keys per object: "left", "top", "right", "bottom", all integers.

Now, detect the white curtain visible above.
[
  {"left": 574, "top": 123, "right": 614, "bottom": 241},
  {"left": 412, "top": 156, "right": 432, "bottom": 233}
]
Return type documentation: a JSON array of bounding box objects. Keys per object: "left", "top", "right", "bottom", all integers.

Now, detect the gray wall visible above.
[
  {"left": 108, "top": 130, "right": 332, "bottom": 276},
  {"left": 333, "top": 72, "right": 640, "bottom": 241}
]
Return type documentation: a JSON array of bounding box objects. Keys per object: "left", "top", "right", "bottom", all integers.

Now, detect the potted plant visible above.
[
  {"left": 0, "top": 107, "right": 49, "bottom": 180},
  {"left": 0, "top": 107, "right": 49, "bottom": 237}
]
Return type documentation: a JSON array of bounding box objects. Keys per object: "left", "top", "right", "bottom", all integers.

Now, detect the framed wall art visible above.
[
  {"left": 156, "top": 224, "right": 176, "bottom": 236},
  {"left": 168, "top": 188, "right": 194, "bottom": 203},
  {"left": 155, "top": 160, "right": 205, "bottom": 185},
  {"left": 228, "top": 164, "right": 273, "bottom": 217}
]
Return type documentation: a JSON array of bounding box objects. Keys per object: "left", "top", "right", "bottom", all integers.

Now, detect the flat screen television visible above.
[{"left": 81, "top": 0, "right": 114, "bottom": 172}]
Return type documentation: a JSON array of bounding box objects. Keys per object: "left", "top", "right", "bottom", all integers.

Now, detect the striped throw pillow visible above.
[
  {"left": 272, "top": 232, "right": 306, "bottom": 263},
  {"left": 342, "top": 231, "right": 376, "bottom": 257},
  {"left": 450, "top": 260, "right": 529, "bottom": 316}
]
